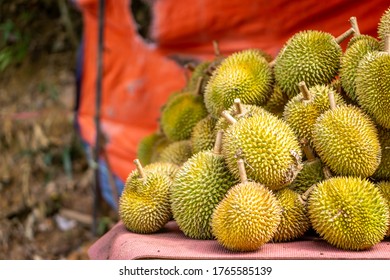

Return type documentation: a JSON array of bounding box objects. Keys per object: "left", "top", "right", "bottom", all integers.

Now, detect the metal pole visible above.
[{"left": 92, "top": 0, "right": 105, "bottom": 236}]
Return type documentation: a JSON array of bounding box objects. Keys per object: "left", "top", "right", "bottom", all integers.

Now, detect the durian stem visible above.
[
  {"left": 298, "top": 81, "right": 311, "bottom": 100},
  {"left": 300, "top": 138, "right": 316, "bottom": 161},
  {"left": 234, "top": 98, "right": 247, "bottom": 116},
  {"left": 349, "top": 17, "right": 360, "bottom": 36},
  {"left": 328, "top": 91, "right": 337, "bottom": 110},
  {"left": 213, "top": 40, "right": 221, "bottom": 57},
  {"left": 237, "top": 159, "right": 248, "bottom": 183},
  {"left": 134, "top": 159, "right": 146, "bottom": 179},
  {"left": 335, "top": 27, "right": 355, "bottom": 44},
  {"left": 195, "top": 76, "right": 204, "bottom": 96},
  {"left": 213, "top": 130, "right": 224, "bottom": 155},
  {"left": 221, "top": 110, "right": 237, "bottom": 125},
  {"left": 269, "top": 59, "right": 276, "bottom": 68},
  {"left": 385, "top": 34, "right": 390, "bottom": 53},
  {"left": 301, "top": 184, "right": 316, "bottom": 202},
  {"left": 323, "top": 166, "right": 333, "bottom": 179},
  {"left": 185, "top": 63, "right": 196, "bottom": 72},
  {"left": 205, "top": 65, "right": 217, "bottom": 76}
]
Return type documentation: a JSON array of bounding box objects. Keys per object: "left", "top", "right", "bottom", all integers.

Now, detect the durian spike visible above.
[
  {"left": 213, "top": 130, "right": 224, "bottom": 155},
  {"left": 328, "top": 90, "right": 337, "bottom": 110},
  {"left": 298, "top": 81, "right": 311, "bottom": 100},
  {"left": 300, "top": 138, "right": 316, "bottom": 162},
  {"left": 213, "top": 40, "right": 221, "bottom": 57},
  {"left": 385, "top": 34, "right": 390, "bottom": 53},
  {"left": 195, "top": 76, "right": 204, "bottom": 96},
  {"left": 134, "top": 159, "right": 146, "bottom": 179},
  {"left": 349, "top": 17, "right": 361, "bottom": 36},
  {"left": 237, "top": 158, "right": 248, "bottom": 183},
  {"left": 335, "top": 27, "right": 355, "bottom": 44},
  {"left": 221, "top": 110, "right": 238, "bottom": 125}
]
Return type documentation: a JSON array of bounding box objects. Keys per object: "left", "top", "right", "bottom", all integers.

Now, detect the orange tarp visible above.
[{"left": 75, "top": 0, "right": 388, "bottom": 182}]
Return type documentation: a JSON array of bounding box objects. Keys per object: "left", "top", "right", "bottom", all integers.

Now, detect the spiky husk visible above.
[
  {"left": 119, "top": 172, "right": 172, "bottom": 233},
  {"left": 191, "top": 115, "right": 217, "bottom": 154},
  {"left": 273, "top": 188, "right": 310, "bottom": 242},
  {"left": 211, "top": 182, "right": 282, "bottom": 251},
  {"left": 204, "top": 49, "right": 273, "bottom": 118},
  {"left": 283, "top": 84, "right": 345, "bottom": 146},
  {"left": 137, "top": 132, "right": 165, "bottom": 166},
  {"left": 308, "top": 177, "right": 389, "bottom": 250},
  {"left": 313, "top": 105, "right": 381, "bottom": 177},
  {"left": 288, "top": 159, "right": 325, "bottom": 195},
  {"left": 171, "top": 151, "right": 239, "bottom": 239},
  {"left": 186, "top": 61, "right": 211, "bottom": 95},
  {"left": 150, "top": 135, "right": 171, "bottom": 163},
  {"left": 378, "top": 7, "right": 390, "bottom": 50},
  {"left": 274, "top": 30, "right": 342, "bottom": 98},
  {"left": 222, "top": 113, "right": 302, "bottom": 190},
  {"left": 376, "top": 181, "right": 390, "bottom": 237},
  {"left": 355, "top": 51, "right": 390, "bottom": 129},
  {"left": 340, "top": 37, "right": 380, "bottom": 102},
  {"left": 159, "top": 140, "right": 193, "bottom": 166},
  {"left": 144, "top": 162, "right": 179, "bottom": 181},
  {"left": 263, "top": 84, "right": 290, "bottom": 118},
  {"left": 373, "top": 127, "right": 390, "bottom": 180},
  {"left": 215, "top": 103, "right": 270, "bottom": 132},
  {"left": 161, "top": 92, "right": 208, "bottom": 141}
]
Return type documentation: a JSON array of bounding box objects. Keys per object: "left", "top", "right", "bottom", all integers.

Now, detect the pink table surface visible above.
[{"left": 88, "top": 221, "right": 390, "bottom": 260}]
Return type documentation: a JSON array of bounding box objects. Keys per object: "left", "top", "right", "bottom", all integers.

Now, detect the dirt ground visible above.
[
  {"left": 0, "top": 50, "right": 120, "bottom": 260},
  {"left": 0, "top": 1, "right": 121, "bottom": 257}
]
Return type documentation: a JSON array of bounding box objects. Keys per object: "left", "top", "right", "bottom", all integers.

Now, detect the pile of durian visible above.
[{"left": 119, "top": 9, "right": 390, "bottom": 252}]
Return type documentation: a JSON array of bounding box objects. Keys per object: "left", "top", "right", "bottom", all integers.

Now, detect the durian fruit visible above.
[
  {"left": 215, "top": 98, "right": 270, "bottom": 132},
  {"left": 274, "top": 30, "right": 345, "bottom": 98},
  {"left": 186, "top": 61, "right": 211, "bottom": 95},
  {"left": 222, "top": 110, "right": 302, "bottom": 190},
  {"left": 159, "top": 140, "right": 193, "bottom": 166},
  {"left": 355, "top": 37, "right": 390, "bottom": 129},
  {"left": 263, "top": 84, "right": 290, "bottom": 118},
  {"left": 373, "top": 127, "right": 390, "bottom": 180},
  {"left": 160, "top": 91, "right": 208, "bottom": 141},
  {"left": 283, "top": 81, "right": 344, "bottom": 147},
  {"left": 191, "top": 115, "right": 217, "bottom": 154},
  {"left": 119, "top": 159, "right": 172, "bottom": 233},
  {"left": 288, "top": 139, "right": 325, "bottom": 195},
  {"left": 272, "top": 188, "right": 310, "bottom": 242},
  {"left": 340, "top": 35, "right": 380, "bottom": 102},
  {"left": 143, "top": 162, "right": 179, "bottom": 181},
  {"left": 307, "top": 176, "right": 389, "bottom": 250},
  {"left": 211, "top": 159, "right": 282, "bottom": 251},
  {"left": 312, "top": 94, "right": 381, "bottom": 178},
  {"left": 378, "top": 7, "right": 390, "bottom": 50},
  {"left": 137, "top": 131, "right": 165, "bottom": 166},
  {"left": 376, "top": 181, "right": 390, "bottom": 237},
  {"left": 204, "top": 49, "right": 274, "bottom": 118},
  {"left": 171, "top": 131, "right": 239, "bottom": 239},
  {"left": 149, "top": 134, "right": 171, "bottom": 163}
]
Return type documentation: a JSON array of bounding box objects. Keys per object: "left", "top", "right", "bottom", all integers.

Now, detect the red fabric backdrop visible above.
[{"left": 75, "top": 0, "right": 389, "bottom": 181}]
